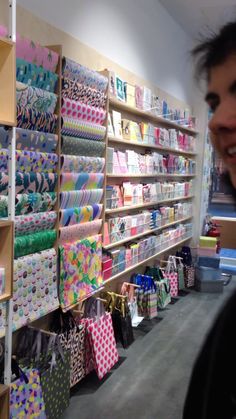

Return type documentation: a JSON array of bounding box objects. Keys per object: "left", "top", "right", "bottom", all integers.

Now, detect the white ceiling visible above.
[{"left": 158, "top": 0, "right": 236, "bottom": 39}]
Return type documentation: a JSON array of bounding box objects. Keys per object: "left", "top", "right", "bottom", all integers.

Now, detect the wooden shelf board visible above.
[
  {"left": 0, "top": 293, "right": 11, "bottom": 303},
  {"left": 0, "top": 36, "right": 14, "bottom": 47},
  {"left": 103, "top": 216, "right": 192, "bottom": 250},
  {"left": 104, "top": 236, "right": 192, "bottom": 283},
  {"left": 0, "top": 384, "right": 9, "bottom": 397},
  {"left": 105, "top": 195, "right": 194, "bottom": 214},
  {"left": 108, "top": 136, "right": 197, "bottom": 156},
  {"left": 0, "top": 220, "right": 13, "bottom": 228},
  {"left": 109, "top": 97, "right": 198, "bottom": 136},
  {"left": 107, "top": 173, "right": 195, "bottom": 179},
  {"left": 0, "top": 119, "right": 16, "bottom": 127}
]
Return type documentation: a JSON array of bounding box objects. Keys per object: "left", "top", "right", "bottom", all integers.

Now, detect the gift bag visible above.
[
  {"left": 184, "top": 265, "right": 195, "bottom": 288},
  {"left": 156, "top": 278, "right": 171, "bottom": 309},
  {"left": 176, "top": 258, "right": 185, "bottom": 290},
  {"left": 110, "top": 293, "right": 134, "bottom": 348},
  {"left": 132, "top": 274, "right": 158, "bottom": 319},
  {"left": 164, "top": 256, "right": 178, "bottom": 297}
]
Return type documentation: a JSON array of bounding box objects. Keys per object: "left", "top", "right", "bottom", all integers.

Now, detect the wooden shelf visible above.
[
  {"left": 107, "top": 173, "right": 195, "bottom": 179},
  {"left": 104, "top": 235, "right": 192, "bottom": 283},
  {"left": 105, "top": 195, "right": 194, "bottom": 214},
  {"left": 108, "top": 136, "right": 197, "bottom": 157},
  {"left": 0, "top": 220, "right": 13, "bottom": 303},
  {"left": 103, "top": 216, "right": 192, "bottom": 250},
  {"left": 110, "top": 97, "right": 198, "bottom": 136},
  {"left": 0, "top": 384, "right": 9, "bottom": 419},
  {"left": 0, "top": 37, "right": 16, "bottom": 127}
]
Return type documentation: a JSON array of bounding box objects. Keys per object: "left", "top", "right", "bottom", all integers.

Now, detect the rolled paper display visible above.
[
  {"left": 61, "top": 116, "right": 106, "bottom": 141},
  {"left": 0, "top": 149, "right": 9, "bottom": 172},
  {"left": 62, "top": 78, "right": 106, "bottom": 109},
  {"left": 16, "top": 82, "right": 58, "bottom": 114},
  {"left": 59, "top": 234, "right": 103, "bottom": 309},
  {"left": 62, "top": 57, "right": 108, "bottom": 92},
  {"left": 0, "top": 196, "right": 8, "bottom": 217},
  {"left": 15, "top": 192, "right": 57, "bottom": 215},
  {"left": 15, "top": 171, "right": 58, "bottom": 194},
  {"left": 16, "top": 128, "right": 58, "bottom": 153},
  {"left": 16, "top": 58, "right": 58, "bottom": 92},
  {"left": 59, "top": 219, "right": 102, "bottom": 244},
  {"left": 17, "top": 105, "right": 58, "bottom": 133},
  {"left": 14, "top": 230, "right": 57, "bottom": 258},
  {"left": 61, "top": 154, "right": 105, "bottom": 173},
  {"left": 16, "top": 150, "right": 58, "bottom": 173},
  {"left": 60, "top": 172, "right": 104, "bottom": 191},
  {"left": 61, "top": 97, "right": 106, "bottom": 125},
  {"left": 60, "top": 189, "right": 103, "bottom": 209},
  {"left": 61, "top": 136, "right": 105, "bottom": 157},
  {"left": 59, "top": 204, "right": 103, "bottom": 227},
  {"left": 15, "top": 211, "right": 57, "bottom": 236}
]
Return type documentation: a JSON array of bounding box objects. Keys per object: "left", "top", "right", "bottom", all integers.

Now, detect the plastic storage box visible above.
[
  {"left": 195, "top": 266, "right": 224, "bottom": 293},
  {"left": 198, "top": 256, "right": 220, "bottom": 269}
]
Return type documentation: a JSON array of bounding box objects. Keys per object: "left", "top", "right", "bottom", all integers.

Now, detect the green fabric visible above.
[{"left": 14, "top": 230, "right": 56, "bottom": 258}]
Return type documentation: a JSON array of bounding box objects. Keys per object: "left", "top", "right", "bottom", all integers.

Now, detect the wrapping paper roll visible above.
[
  {"left": 0, "top": 149, "right": 8, "bottom": 172},
  {"left": 0, "top": 196, "right": 8, "bottom": 217},
  {"left": 17, "top": 105, "right": 58, "bottom": 133},
  {"left": 61, "top": 154, "right": 105, "bottom": 173},
  {"left": 59, "top": 234, "right": 103, "bottom": 309},
  {"left": 61, "top": 136, "right": 105, "bottom": 157},
  {"left": 59, "top": 204, "right": 103, "bottom": 227},
  {"left": 59, "top": 219, "right": 102, "bottom": 244},
  {"left": 60, "top": 189, "right": 103, "bottom": 209},
  {"left": 16, "top": 58, "right": 58, "bottom": 92},
  {"left": 61, "top": 98, "right": 106, "bottom": 125},
  {"left": 62, "top": 78, "right": 106, "bottom": 109},
  {"left": 0, "top": 173, "right": 8, "bottom": 195},
  {"left": 16, "top": 128, "right": 58, "bottom": 152},
  {"left": 16, "top": 33, "right": 59, "bottom": 72},
  {"left": 12, "top": 248, "right": 59, "bottom": 330},
  {"left": 15, "top": 171, "right": 58, "bottom": 194},
  {"left": 16, "top": 81, "right": 58, "bottom": 114},
  {"left": 14, "top": 230, "right": 57, "bottom": 258},
  {"left": 15, "top": 192, "right": 57, "bottom": 215},
  {"left": 61, "top": 116, "right": 106, "bottom": 141},
  {"left": 60, "top": 173, "right": 104, "bottom": 191},
  {"left": 62, "top": 57, "right": 108, "bottom": 92},
  {"left": 15, "top": 211, "right": 57, "bottom": 236},
  {"left": 0, "top": 128, "right": 10, "bottom": 149},
  {"left": 16, "top": 150, "right": 58, "bottom": 173}
]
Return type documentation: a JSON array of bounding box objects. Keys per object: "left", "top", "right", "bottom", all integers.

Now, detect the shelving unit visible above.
[
  {"left": 0, "top": 221, "right": 13, "bottom": 303},
  {"left": 107, "top": 173, "right": 195, "bottom": 179},
  {"left": 0, "top": 384, "right": 9, "bottom": 419},
  {"left": 0, "top": 37, "right": 16, "bottom": 126}
]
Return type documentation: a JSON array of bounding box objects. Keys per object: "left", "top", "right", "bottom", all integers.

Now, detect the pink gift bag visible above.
[{"left": 164, "top": 255, "right": 178, "bottom": 298}]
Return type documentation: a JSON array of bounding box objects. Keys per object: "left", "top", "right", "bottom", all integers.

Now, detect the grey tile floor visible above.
[{"left": 61, "top": 278, "right": 236, "bottom": 419}]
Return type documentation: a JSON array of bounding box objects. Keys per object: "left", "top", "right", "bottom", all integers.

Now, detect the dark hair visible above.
[{"left": 192, "top": 21, "right": 236, "bottom": 80}]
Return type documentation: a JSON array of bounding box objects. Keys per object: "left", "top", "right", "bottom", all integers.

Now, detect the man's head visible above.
[{"left": 192, "top": 22, "right": 236, "bottom": 188}]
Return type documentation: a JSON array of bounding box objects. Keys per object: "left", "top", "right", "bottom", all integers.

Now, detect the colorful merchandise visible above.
[
  {"left": 14, "top": 230, "right": 57, "bottom": 258},
  {"left": 16, "top": 81, "right": 58, "bottom": 114},
  {"left": 61, "top": 135, "right": 105, "bottom": 157},
  {"left": 16, "top": 150, "right": 58, "bottom": 173},
  {"left": 61, "top": 116, "right": 106, "bottom": 141},
  {"left": 59, "top": 205, "right": 103, "bottom": 227},
  {"left": 60, "top": 189, "right": 103, "bottom": 209},
  {"left": 61, "top": 154, "right": 105, "bottom": 173},
  {"left": 60, "top": 172, "right": 104, "bottom": 191},
  {"left": 17, "top": 105, "right": 58, "bottom": 133},
  {"left": 15, "top": 128, "right": 58, "bottom": 153},
  {"left": 15, "top": 192, "right": 57, "bottom": 215},
  {"left": 61, "top": 98, "right": 106, "bottom": 125},
  {"left": 62, "top": 78, "right": 106, "bottom": 109},
  {"left": 62, "top": 57, "right": 108, "bottom": 92},
  {"left": 59, "top": 220, "right": 102, "bottom": 244},
  {"left": 15, "top": 211, "right": 57, "bottom": 236},
  {"left": 16, "top": 58, "right": 58, "bottom": 92},
  {"left": 15, "top": 171, "right": 58, "bottom": 194}
]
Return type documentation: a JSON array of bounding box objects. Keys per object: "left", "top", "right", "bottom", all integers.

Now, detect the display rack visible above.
[{"left": 0, "top": 36, "right": 15, "bottom": 126}]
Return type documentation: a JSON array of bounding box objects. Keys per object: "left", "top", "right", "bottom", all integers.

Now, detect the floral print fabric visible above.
[
  {"left": 61, "top": 136, "right": 105, "bottom": 157},
  {"left": 16, "top": 58, "right": 58, "bottom": 92},
  {"left": 15, "top": 211, "right": 57, "bottom": 236},
  {"left": 16, "top": 81, "right": 58, "bottom": 114},
  {"left": 15, "top": 192, "right": 57, "bottom": 215},
  {"left": 61, "top": 154, "right": 104, "bottom": 173},
  {"left": 15, "top": 171, "right": 57, "bottom": 194}
]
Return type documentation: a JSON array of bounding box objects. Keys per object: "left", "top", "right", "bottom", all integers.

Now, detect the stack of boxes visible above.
[{"left": 196, "top": 236, "right": 223, "bottom": 293}]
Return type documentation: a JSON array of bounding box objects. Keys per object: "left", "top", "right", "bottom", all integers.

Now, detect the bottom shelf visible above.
[
  {"left": 0, "top": 384, "right": 9, "bottom": 419},
  {"left": 104, "top": 235, "right": 192, "bottom": 283}
]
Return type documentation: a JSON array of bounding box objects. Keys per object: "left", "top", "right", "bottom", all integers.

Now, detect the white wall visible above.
[{"left": 16, "top": 0, "right": 194, "bottom": 105}]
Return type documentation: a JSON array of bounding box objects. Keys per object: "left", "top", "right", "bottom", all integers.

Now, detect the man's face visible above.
[{"left": 206, "top": 54, "right": 236, "bottom": 187}]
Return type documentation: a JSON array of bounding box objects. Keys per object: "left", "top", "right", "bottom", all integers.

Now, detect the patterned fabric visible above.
[
  {"left": 61, "top": 154, "right": 105, "bottom": 173},
  {"left": 15, "top": 192, "right": 57, "bottom": 215},
  {"left": 14, "top": 230, "right": 57, "bottom": 258},
  {"left": 62, "top": 78, "right": 106, "bottom": 109},
  {"left": 15, "top": 211, "right": 57, "bottom": 236},
  {"left": 15, "top": 171, "right": 57, "bottom": 194},
  {"left": 0, "top": 195, "right": 8, "bottom": 217},
  {"left": 61, "top": 116, "right": 106, "bottom": 141},
  {"left": 156, "top": 279, "right": 171, "bottom": 309},
  {"left": 165, "top": 272, "right": 178, "bottom": 298},
  {"left": 16, "top": 128, "right": 58, "bottom": 153},
  {"left": 59, "top": 234, "right": 103, "bottom": 309},
  {"left": 0, "top": 149, "right": 8, "bottom": 172},
  {"left": 16, "top": 32, "right": 59, "bottom": 72},
  {"left": 61, "top": 135, "right": 105, "bottom": 157},
  {"left": 60, "top": 172, "right": 103, "bottom": 191},
  {"left": 10, "top": 368, "right": 46, "bottom": 418},
  {"left": 62, "top": 57, "right": 108, "bottom": 92},
  {"left": 83, "top": 313, "right": 119, "bottom": 380},
  {"left": 0, "top": 172, "right": 8, "bottom": 195},
  {"left": 16, "top": 150, "right": 58, "bottom": 173},
  {"left": 16, "top": 58, "right": 58, "bottom": 92},
  {"left": 17, "top": 105, "right": 58, "bottom": 133},
  {"left": 184, "top": 265, "right": 195, "bottom": 288},
  {"left": 16, "top": 81, "right": 58, "bottom": 114},
  {"left": 60, "top": 189, "right": 103, "bottom": 209},
  {"left": 61, "top": 98, "right": 106, "bottom": 125},
  {"left": 59, "top": 219, "right": 102, "bottom": 244},
  {"left": 59, "top": 205, "right": 103, "bottom": 227}
]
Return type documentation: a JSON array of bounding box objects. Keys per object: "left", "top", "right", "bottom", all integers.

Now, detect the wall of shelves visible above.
[{"left": 0, "top": 37, "right": 16, "bottom": 127}]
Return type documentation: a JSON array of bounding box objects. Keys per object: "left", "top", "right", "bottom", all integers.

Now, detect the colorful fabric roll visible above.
[
  {"left": 0, "top": 172, "right": 8, "bottom": 195},
  {"left": 61, "top": 98, "right": 106, "bottom": 125},
  {"left": 16, "top": 128, "right": 58, "bottom": 153},
  {"left": 15, "top": 192, "right": 57, "bottom": 215},
  {"left": 16, "top": 81, "right": 58, "bottom": 114},
  {"left": 16, "top": 150, "right": 58, "bottom": 173},
  {"left": 59, "top": 205, "right": 103, "bottom": 227},
  {"left": 14, "top": 230, "right": 57, "bottom": 258},
  {"left": 15, "top": 211, "right": 57, "bottom": 236},
  {"left": 62, "top": 57, "right": 108, "bottom": 92},
  {"left": 59, "top": 234, "right": 103, "bottom": 309},
  {"left": 17, "top": 105, "right": 58, "bottom": 133},
  {"left": 0, "top": 149, "right": 8, "bottom": 172},
  {"left": 60, "top": 173, "right": 104, "bottom": 191},
  {"left": 0, "top": 128, "right": 10, "bottom": 149},
  {"left": 15, "top": 171, "right": 58, "bottom": 194},
  {"left": 61, "top": 154, "right": 105, "bottom": 173},
  {"left": 61, "top": 117, "right": 106, "bottom": 141},
  {"left": 0, "top": 196, "right": 8, "bottom": 217},
  {"left": 62, "top": 78, "right": 106, "bottom": 109},
  {"left": 60, "top": 189, "right": 103, "bottom": 209},
  {"left": 16, "top": 33, "right": 59, "bottom": 72},
  {"left": 12, "top": 248, "right": 59, "bottom": 330},
  {"left": 16, "top": 58, "right": 58, "bottom": 92},
  {"left": 59, "top": 220, "right": 102, "bottom": 244},
  {"left": 61, "top": 136, "right": 105, "bottom": 157}
]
